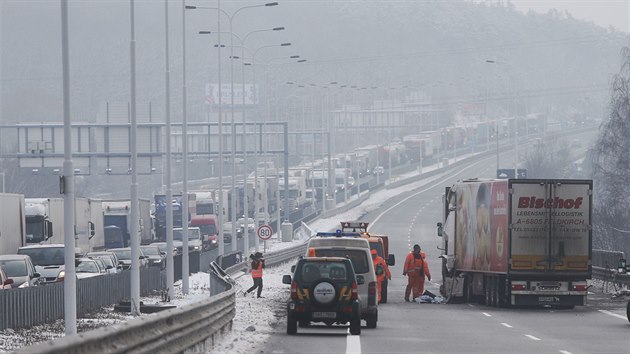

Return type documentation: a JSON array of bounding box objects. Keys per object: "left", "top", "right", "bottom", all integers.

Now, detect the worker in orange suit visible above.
[
  {"left": 245, "top": 252, "right": 265, "bottom": 298},
  {"left": 371, "top": 249, "right": 391, "bottom": 303},
  {"left": 403, "top": 244, "right": 431, "bottom": 302}
]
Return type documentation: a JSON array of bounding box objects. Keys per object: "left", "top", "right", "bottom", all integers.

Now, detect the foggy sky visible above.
[{"left": 511, "top": 0, "right": 628, "bottom": 32}]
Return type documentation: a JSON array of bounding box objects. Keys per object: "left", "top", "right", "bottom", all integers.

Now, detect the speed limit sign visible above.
[{"left": 257, "top": 224, "right": 273, "bottom": 240}]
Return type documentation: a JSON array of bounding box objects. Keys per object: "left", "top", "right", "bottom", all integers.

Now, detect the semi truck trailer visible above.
[{"left": 437, "top": 178, "right": 592, "bottom": 307}]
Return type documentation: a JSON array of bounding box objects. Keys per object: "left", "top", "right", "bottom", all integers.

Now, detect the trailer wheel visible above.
[
  {"left": 491, "top": 278, "right": 499, "bottom": 307},
  {"left": 627, "top": 301, "right": 630, "bottom": 322},
  {"left": 483, "top": 278, "right": 491, "bottom": 305}
]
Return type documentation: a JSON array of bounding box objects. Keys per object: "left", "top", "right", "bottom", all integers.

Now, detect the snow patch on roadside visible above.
[{"left": 207, "top": 262, "right": 292, "bottom": 354}]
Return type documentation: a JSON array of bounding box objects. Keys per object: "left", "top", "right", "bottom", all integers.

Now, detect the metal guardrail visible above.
[
  {"left": 0, "top": 267, "right": 163, "bottom": 331},
  {"left": 17, "top": 272, "right": 235, "bottom": 354}
]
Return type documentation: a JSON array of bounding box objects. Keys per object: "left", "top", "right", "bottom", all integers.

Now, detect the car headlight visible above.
[
  {"left": 193, "top": 246, "right": 200, "bottom": 250},
  {"left": 211, "top": 240, "right": 217, "bottom": 244},
  {"left": 154, "top": 259, "right": 162, "bottom": 263},
  {"left": 18, "top": 282, "right": 29, "bottom": 288},
  {"left": 57, "top": 271, "right": 65, "bottom": 282}
]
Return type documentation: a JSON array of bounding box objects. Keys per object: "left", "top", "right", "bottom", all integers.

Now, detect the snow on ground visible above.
[{"left": 207, "top": 261, "right": 292, "bottom": 354}]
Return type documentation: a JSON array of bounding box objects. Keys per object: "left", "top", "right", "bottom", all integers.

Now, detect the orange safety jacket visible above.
[
  {"left": 404, "top": 251, "right": 430, "bottom": 279},
  {"left": 251, "top": 260, "right": 263, "bottom": 279},
  {"left": 373, "top": 255, "right": 391, "bottom": 281}
]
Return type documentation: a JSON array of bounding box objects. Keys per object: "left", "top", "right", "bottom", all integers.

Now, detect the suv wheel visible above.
[
  {"left": 287, "top": 313, "right": 297, "bottom": 335},
  {"left": 350, "top": 314, "right": 361, "bottom": 335}
]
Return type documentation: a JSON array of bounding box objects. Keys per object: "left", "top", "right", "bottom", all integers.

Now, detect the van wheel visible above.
[
  {"left": 287, "top": 314, "right": 297, "bottom": 335},
  {"left": 366, "top": 312, "right": 377, "bottom": 328},
  {"left": 381, "top": 279, "right": 388, "bottom": 304}
]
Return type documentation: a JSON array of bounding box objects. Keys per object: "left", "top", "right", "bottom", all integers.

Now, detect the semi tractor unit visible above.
[
  {"left": 437, "top": 179, "right": 592, "bottom": 307},
  {"left": 25, "top": 198, "right": 63, "bottom": 245}
]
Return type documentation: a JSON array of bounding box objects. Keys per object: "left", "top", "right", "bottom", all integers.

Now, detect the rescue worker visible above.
[
  {"left": 245, "top": 252, "right": 265, "bottom": 298},
  {"left": 371, "top": 249, "right": 391, "bottom": 303},
  {"left": 403, "top": 244, "right": 431, "bottom": 302}
]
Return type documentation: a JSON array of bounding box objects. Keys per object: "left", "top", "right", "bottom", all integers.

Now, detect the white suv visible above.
[{"left": 306, "top": 233, "right": 378, "bottom": 328}]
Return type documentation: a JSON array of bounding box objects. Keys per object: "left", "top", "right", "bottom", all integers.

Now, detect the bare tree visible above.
[{"left": 591, "top": 48, "right": 630, "bottom": 252}]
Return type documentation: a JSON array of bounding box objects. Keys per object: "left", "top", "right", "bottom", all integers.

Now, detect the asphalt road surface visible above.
[{"left": 262, "top": 130, "right": 630, "bottom": 354}]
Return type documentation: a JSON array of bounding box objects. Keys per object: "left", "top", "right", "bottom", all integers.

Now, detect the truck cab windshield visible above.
[{"left": 25, "top": 216, "right": 45, "bottom": 243}]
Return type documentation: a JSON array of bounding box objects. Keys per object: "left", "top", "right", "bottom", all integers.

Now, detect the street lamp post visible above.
[
  {"left": 186, "top": 2, "right": 278, "bottom": 252},
  {"left": 200, "top": 26, "right": 285, "bottom": 254},
  {"left": 164, "top": 0, "right": 175, "bottom": 300},
  {"left": 60, "top": 0, "right": 77, "bottom": 334}
]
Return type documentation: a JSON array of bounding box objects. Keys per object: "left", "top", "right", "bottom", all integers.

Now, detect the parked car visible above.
[
  {"left": 17, "top": 244, "right": 81, "bottom": 284},
  {"left": 86, "top": 251, "right": 122, "bottom": 274},
  {"left": 222, "top": 222, "right": 244, "bottom": 240},
  {"left": 237, "top": 217, "right": 256, "bottom": 234},
  {"left": 173, "top": 227, "right": 203, "bottom": 253},
  {"left": 0, "top": 255, "right": 41, "bottom": 288},
  {"left": 140, "top": 245, "right": 166, "bottom": 269},
  {"left": 75, "top": 258, "right": 105, "bottom": 279},
  {"left": 0, "top": 267, "right": 13, "bottom": 290},
  {"left": 107, "top": 248, "right": 149, "bottom": 270}
]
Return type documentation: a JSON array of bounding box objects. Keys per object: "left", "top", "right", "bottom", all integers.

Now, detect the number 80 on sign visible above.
[{"left": 257, "top": 224, "right": 273, "bottom": 240}]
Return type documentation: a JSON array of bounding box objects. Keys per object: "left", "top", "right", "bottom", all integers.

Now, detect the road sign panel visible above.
[{"left": 257, "top": 224, "right": 273, "bottom": 240}]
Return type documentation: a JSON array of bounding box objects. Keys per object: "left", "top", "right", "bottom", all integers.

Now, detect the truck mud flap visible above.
[{"left": 512, "top": 294, "right": 586, "bottom": 307}]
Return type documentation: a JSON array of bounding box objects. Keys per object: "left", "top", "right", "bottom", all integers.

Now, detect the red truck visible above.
[{"left": 437, "top": 179, "right": 592, "bottom": 308}]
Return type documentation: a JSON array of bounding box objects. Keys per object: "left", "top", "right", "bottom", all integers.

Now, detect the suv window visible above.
[
  {"left": 312, "top": 250, "right": 369, "bottom": 273},
  {"left": 300, "top": 261, "right": 349, "bottom": 283}
]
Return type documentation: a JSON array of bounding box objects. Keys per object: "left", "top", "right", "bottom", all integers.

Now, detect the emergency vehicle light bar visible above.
[{"left": 315, "top": 232, "right": 362, "bottom": 237}]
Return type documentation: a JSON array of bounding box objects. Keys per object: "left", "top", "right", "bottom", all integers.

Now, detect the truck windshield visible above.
[
  {"left": 18, "top": 247, "right": 65, "bottom": 267},
  {"left": 25, "top": 216, "right": 45, "bottom": 243}
]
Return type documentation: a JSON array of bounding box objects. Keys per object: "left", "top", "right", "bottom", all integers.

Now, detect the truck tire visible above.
[
  {"left": 381, "top": 279, "right": 388, "bottom": 304},
  {"left": 491, "top": 278, "right": 498, "bottom": 307},
  {"left": 483, "top": 278, "right": 491, "bottom": 305},
  {"left": 626, "top": 301, "right": 630, "bottom": 323},
  {"left": 287, "top": 313, "right": 297, "bottom": 335}
]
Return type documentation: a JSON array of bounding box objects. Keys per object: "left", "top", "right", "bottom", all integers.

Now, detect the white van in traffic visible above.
[{"left": 306, "top": 232, "right": 378, "bottom": 328}]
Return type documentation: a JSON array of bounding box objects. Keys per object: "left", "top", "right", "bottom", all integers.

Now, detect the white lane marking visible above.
[
  {"left": 482, "top": 312, "right": 491, "bottom": 317},
  {"left": 525, "top": 335, "right": 541, "bottom": 341},
  {"left": 597, "top": 310, "right": 628, "bottom": 321},
  {"left": 559, "top": 351, "right": 572, "bottom": 354},
  {"left": 346, "top": 328, "right": 361, "bottom": 354},
  {"left": 598, "top": 309, "right": 627, "bottom": 320},
  {"left": 369, "top": 160, "right": 486, "bottom": 229},
  {"left": 501, "top": 323, "right": 512, "bottom": 328}
]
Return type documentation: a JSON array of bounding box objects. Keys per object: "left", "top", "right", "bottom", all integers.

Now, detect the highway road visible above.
[{"left": 261, "top": 130, "right": 630, "bottom": 354}]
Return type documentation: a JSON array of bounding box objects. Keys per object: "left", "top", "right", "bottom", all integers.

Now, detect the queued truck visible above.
[
  {"left": 24, "top": 197, "right": 104, "bottom": 254},
  {"left": 102, "top": 199, "right": 153, "bottom": 247},
  {"left": 0, "top": 194, "right": 26, "bottom": 255},
  {"left": 25, "top": 198, "right": 63, "bottom": 246},
  {"left": 437, "top": 178, "right": 592, "bottom": 307}
]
